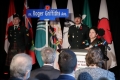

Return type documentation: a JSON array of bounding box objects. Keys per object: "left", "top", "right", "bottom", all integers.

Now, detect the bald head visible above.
[{"left": 10, "top": 53, "right": 32, "bottom": 79}]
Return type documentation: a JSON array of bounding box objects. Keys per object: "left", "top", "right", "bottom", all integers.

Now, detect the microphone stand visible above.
[
  {"left": 102, "top": 38, "right": 110, "bottom": 70},
  {"left": 104, "top": 45, "right": 108, "bottom": 70}
]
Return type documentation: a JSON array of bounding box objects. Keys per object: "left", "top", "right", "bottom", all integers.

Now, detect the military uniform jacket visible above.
[
  {"left": 8, "top": 25, "right": 30, "bottom": 50},
  {"left": 68, "top": 24, "right": 89, "bottom": 49}
]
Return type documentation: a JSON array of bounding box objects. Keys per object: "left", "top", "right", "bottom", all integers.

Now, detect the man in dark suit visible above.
[
  {"left": 28, "top": 47, "right": 60, "bottom": 80},
  {"left": 6, "top": 14, "right": 30, "bottom": 66},
  {"left": 68, "top": 14, "right": 89, "bottom": 49},
  {"left": 54, "top": 49, "right": 77, "bottom": 80}
]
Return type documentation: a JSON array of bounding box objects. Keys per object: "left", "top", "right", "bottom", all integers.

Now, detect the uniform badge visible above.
[
  {"left": 26, "top": 34, "right": 29, "bottom": 36},
  {"left": 72, "top": 33, "right": 74, "bottom": 38},
  {"left": 72, "top": 35, "right": 74, "bottom": 38}
]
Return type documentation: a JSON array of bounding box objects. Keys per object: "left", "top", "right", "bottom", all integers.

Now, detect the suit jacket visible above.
[
  {"left": 68, "top": 24, "right": 89, "bottom": 49},
  {"left": 54, "top": 75, "right": 75, "bottom": 80},
  {"left": 29, "top": 65, "right": 60, "bottom": 80},
  {"left": 9, "top": 77, "right": 22, "bottom": 80},
  {"left": 8, "top": 25, "right": 30, "bottom": 50}
]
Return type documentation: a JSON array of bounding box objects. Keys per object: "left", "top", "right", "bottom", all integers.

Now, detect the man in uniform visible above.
[
  {"left": 68, "top": 14, "right": 89, "bottom": 49},
  {"left": 6, "top": 14, "right": 30, "bottom": 66}
]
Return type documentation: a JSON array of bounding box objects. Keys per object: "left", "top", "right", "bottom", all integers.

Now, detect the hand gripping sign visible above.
[{"left": 26, "top": 5, "right": 69, "bottom": 47}]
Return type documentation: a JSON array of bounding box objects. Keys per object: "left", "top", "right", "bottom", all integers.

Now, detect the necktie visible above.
[
  {"left": 77, "top": 26, "right": 79, "bottom": 29},
  {"left": 14, "top": 26, "right": 17, "bottom": 30}
]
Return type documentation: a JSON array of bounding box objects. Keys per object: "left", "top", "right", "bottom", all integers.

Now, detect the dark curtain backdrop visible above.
[{"left": 0, "top": 0, "right": 120, "bottom": 79}]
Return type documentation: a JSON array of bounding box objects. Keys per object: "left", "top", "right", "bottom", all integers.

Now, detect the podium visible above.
[
  {"left": 54, "top": 49, "right": 88, "bottom": 70},
  {"left": 71, "top": 49, "right": 88, "bottom": 70}
]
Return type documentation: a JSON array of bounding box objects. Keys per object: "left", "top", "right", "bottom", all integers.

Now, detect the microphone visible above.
[
  {"left": 98, "top": 28, "right": 111, "bottom": 50},
  {"left": 82, "top": 40, "right": 89, "bottom": 46},
  {"left": 101, "top": 37, "right": 111, "bottom": 50},
  {"left": 89, "top": 42, "right": 103, "bottom": 48}
]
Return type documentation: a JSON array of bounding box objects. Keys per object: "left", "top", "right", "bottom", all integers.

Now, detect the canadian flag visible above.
[
  {"left": 4, "top": 0, "right": 16, "bottom": 53},
  {"left": 97, "top": 0, "right": 117, "bottom": 69}
]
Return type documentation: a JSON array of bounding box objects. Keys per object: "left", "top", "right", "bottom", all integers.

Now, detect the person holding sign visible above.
[{"left": 68, "top": 14, "right": 89, "bottom": 49}]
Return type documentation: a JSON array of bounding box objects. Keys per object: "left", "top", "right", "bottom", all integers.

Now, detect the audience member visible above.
[
  {"left": 75, "top": 47, "right": 115, "bottom": 80},
  {"left": 9, "top": 53, "right": 32, "bottom": 80},
  {"left": 54, "top": 49, "right": 77, "bottom": 80},
  {"left": 29, "top": 47, "right": 60, "bottom": 80},
  {"left": 78, "top": 72, "right": 93, "bottom": 80}
]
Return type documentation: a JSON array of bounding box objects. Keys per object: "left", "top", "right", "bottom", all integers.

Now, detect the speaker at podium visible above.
[{"left": 71, "top": 49, "right": 88, "bottom": 70}]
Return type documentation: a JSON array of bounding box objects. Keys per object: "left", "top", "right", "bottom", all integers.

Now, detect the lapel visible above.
[
  {"left": 10, "top": 26, "right": 14, "bottom": 30},
  {"left": 90, "top": 38, "right": 98, "bottom": 46}
]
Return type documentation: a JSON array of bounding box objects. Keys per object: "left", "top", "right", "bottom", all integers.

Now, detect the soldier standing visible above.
[
  {"left": 68, "top": 14, "right": 89, "bottom": 49},
  {"left": 6, "top": 14, "right": 30, "bottom": 66}
]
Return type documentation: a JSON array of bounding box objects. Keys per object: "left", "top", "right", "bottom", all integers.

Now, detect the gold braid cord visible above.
[
  {"left": 55, "top": 41, "right": 60, "bottom": 46},
  {"left": 51, "top": 31, "right": 60, "bottom": 46}
]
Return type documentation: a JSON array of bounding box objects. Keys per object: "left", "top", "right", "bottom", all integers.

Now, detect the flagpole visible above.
[{"left": 45, "top": 19, "right": 49, "bottom": 47}]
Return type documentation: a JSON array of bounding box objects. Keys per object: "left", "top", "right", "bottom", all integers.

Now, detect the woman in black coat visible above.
[{"left": 82, "top": 27, "right": 109, "bottom": 69}]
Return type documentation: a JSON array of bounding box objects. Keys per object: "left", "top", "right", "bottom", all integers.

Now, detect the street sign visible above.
[{"left": 26, "top": 5, "right": 69, "bottom": 20}]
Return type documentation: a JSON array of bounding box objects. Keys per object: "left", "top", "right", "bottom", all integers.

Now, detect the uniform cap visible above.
[
  {"left": 74, "top": 14, "right": 82, "bottom": 19},
  {"left": 13, "top": 14, "right": 20, "bottom": 19}
]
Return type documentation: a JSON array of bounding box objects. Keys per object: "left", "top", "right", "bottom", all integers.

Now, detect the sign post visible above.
[
  {"left": 45, "top": 19, "right": 49, "bottom": 47},
  {"left": 26, "top": 5, "right": 69, "bottom": 47}
]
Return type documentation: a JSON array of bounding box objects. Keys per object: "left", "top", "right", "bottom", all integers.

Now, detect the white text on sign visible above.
[{"left": 32, "top": 10, "right": 67, "bottom": 17}]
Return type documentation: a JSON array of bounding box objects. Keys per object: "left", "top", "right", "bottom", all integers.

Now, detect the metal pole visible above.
[
  {"left": 45, "top": 19, "right": 49, "bottom": 47},
  {"left": 104, "top": 46, "right": 107, "bottom": 70}
]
